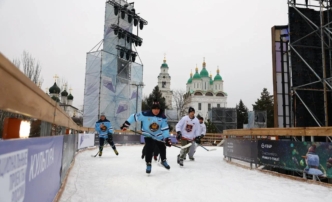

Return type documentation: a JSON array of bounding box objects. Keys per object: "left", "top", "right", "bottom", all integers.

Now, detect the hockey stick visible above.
[
  {"left": 129, "top": 130, "right": 192, "bottom": 149},
  {"left": 198, "top": 144, "right": 216, "bottom": 152},
  {"left": 217, "top": 139, "right": 225, "bottom": 147},
  {"left": 91, "top": 150, "right": 99, "bottom": 157}
]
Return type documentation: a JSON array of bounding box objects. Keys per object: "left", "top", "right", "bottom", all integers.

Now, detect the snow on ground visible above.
[{"left": 60, "top": 145, "right": 332, "bottom": 202}]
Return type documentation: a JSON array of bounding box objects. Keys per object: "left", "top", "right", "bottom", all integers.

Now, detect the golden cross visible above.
[
  {"left": 53, "top": 74, "right": 59, "bottom": 82},
  {"left": 69, "top": 87, "right": 72, "bottom": 94},
  {"left": 63, "top": 83, "right": 67, "bottom": 90},
  {"left": 45, "top": 88, "right": 49, "bottom": 93}
]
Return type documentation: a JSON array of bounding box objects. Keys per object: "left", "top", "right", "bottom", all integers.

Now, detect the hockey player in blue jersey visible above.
[
  {"left": 95, "top": 113, "right": 118, "bottom": 157},
  {"left": 121, "top": 100, "right": 172, "bottom": 174}
]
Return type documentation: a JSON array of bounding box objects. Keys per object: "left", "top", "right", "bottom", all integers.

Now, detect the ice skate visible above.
[
  {"left": 146, "top": 162, "right": 152, "bottom": 174},
  {"left": 161, "top": 160, "right": 170, "bottom": 170}
]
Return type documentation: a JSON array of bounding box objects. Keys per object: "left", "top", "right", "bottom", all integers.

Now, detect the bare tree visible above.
[
  {"left": 21, "top": 51, "right": 43, "bottom": 85},
  {"left": 173, "top": 89, "right": 192, "bottom": 119},
  {"left": 12, "top": 58, "right": 21, "bottom": 69},
  {"left": 0, "top": 51, "right": 44, "bottom": 138}
]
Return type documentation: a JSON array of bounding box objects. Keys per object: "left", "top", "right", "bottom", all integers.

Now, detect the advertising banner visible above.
[
  {"left": 223, "top": 139, "right": 258, "bottom": 163},
  {"left": 257, "top": 140, "right": 332, "bottom": 178},
  {"left": 77, "top": 133, "right": 95, "bottom": 149},
  {"left": 0, "top": 136, "right": 64, "bottom": 202},
  {"left": 61, "top": 134, "right": 76, "bottom": 183}
]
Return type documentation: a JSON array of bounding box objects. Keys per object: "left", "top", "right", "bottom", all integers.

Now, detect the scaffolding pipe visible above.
[{"left": 320, "top": 0, "right": 329, "bottom": 127}]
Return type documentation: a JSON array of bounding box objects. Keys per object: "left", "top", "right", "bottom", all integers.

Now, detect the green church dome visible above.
[
  {"left": 49, "top": 82, "right": 60, "bottom": 94},
  {"left": 68, "top": 94, "right": 74, "bottom": 100},
  {"left": 187, "top": 72, "right": 193, "bottom": 84},
  {"left": 192, "top": 67, "right": 201, "bottom": 80},
  {"left": 161, "top": 57, "right": 168, "bottom": 68},
  {"left": 61, "top": 89, "right": 68, "bottom": 96},
  {"left": 200, "top": 67, "right": 209, "bottom": 78},
  {"left": 51, "top": 95, "right": 60, "bottom": 102},
  {"left": 214, "top": 68, "right": 222, "bottom": 81}
]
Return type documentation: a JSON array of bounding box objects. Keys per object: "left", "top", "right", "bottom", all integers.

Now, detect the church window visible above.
[
  {"left": 163, "top": 70, "right": 165, "bottom": 72},
  {"left": 217, "top": 104, "right": 220, "bottom": 108},
  {"left": 216, "top": 93, "right": 224, "bottom": 97},
  {"left": 198, "top": 103, "right": 201, "bottom": 110},
  {"left": 205, "top": 92, "right": 213, "bottom": 96},
  {"left": 208, "top": 103, "right": 211, "bottom": 110},
  {"left": 194, "top": 92, "right": 203, "bottom": 96},
  {"left": 162, "top": 81, "right": 166, "bottom": 88},
  {"left": 163, "top": 76, "right": 165, "bottom": 78}
]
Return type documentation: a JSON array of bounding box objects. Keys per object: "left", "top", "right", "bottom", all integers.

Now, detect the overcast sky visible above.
[{"left": 0, "top": 0, "right": 289, "bottom": 110}]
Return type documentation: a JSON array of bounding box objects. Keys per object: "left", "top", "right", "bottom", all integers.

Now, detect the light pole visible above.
[{"left": 131, "top": 82, "right": 144, "bottom": 134}]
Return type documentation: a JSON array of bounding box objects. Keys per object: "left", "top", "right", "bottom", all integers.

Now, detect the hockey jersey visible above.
[
  {"left": 176, "top": 115, "right": 200, "bottom": 140},
  {"left": 200, "top": 123, "right": 207, "bottom": 136},
  {"left": 126, "top": 110, "right": 169, "bottom": 140},
  {"left": 95, "top": 118, "right": 113, "bottom": 138}
]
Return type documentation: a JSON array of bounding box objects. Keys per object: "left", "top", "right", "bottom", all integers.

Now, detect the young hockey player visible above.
[
  {"left": 121, "top": 100, "right": 172, "bottom": 174},
  {"left": 95, "top": 113, "right": 118, "bottom": 157},
  {"left": 188, "top": 116, "right": 206, "bottom": 160},
  {"left": 142, "top": 143, "right": 160, "bottom": 161},
  {"left": 175, "top": 107, "right": 201, "bottom": 166}
]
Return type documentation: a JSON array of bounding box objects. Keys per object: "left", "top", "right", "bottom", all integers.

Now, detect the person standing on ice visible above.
[
  {"left": 95, "top": 113, "right": 118, "bottom": 157},
  {"left": 121, "top": 100, "right": 172, "bottom": 174},
  {"left": 175, "top": 107, "right": 201, "bottom": 166},
  {"left": 187, "top": 116, "right": 206, "bottom": 160}
]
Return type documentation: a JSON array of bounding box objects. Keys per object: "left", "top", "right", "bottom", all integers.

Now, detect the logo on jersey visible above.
[
  {"left": 149, "top": 122, "right": 160, "bottom": 132},
  {"left": 185, "top": 124, "right": 193, "bottom": 132},
  {"left": 100, "top": 123, "right": 107, "bottom": 132}
]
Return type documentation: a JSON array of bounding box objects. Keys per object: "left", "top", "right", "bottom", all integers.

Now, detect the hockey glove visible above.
[
  {"left": 194, "top": 136, "right": 201, "bottom": 144},
  {"left": 120, "top": 121, "right": 130, "bottom": 131},
  {"left": 176, "top": 131, "right": 182, "bottom": 140},
  {"left": 165, "top": 137, "right": 172, "bottom": 147}
]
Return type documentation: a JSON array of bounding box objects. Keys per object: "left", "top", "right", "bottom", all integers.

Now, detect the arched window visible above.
[
  {"left": 194, "top": 92, "right": 203, "bottom": 96},
  {"left": 216, "top": 93, "right": 224, "bottom": 97},
  {"left": 205, "top": 92, "right": 213, "bottom": 96}
]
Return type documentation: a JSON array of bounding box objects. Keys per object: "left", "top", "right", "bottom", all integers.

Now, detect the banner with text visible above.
[
  {"left": 77, "top": 133, "right": 95, "bottom": 149},
  {"left": 223, "top": 139, "right": 258, "bottom": 163},
  {"left": 257, "top": 140, "right": 332, "bottom": 178},
  {"left": 0, "top": 136, "right": 63, "bottom": 202}
]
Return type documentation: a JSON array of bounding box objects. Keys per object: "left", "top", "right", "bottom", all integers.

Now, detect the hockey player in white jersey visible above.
[
  {"left": 175, "top": 107, "right": 201, "bottom": 166},
  {"left": 188, "top": 116, "right": 206, "bottom": 160}
]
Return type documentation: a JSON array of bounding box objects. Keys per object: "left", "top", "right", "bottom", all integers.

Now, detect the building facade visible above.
[
  {"left": 186, "top": 59, "right": 227, "bottom": 119},
  {"left": 157, "top": 57, "right": 173, "bottom": 109},
  {"left": 48, "top": 81, "right": 82, "bottom": 118}
]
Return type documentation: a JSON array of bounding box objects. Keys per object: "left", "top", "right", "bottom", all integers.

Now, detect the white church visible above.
[
  {"left": 186, "top": 59, "right": 227, "bottom": 118},
  {"left": 158, "top": 57, "right": 227, "bottom": 120}
]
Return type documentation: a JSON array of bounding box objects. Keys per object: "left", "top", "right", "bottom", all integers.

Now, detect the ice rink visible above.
[{"left": 59, "top": 145, "right": 332, "bottom": 202}]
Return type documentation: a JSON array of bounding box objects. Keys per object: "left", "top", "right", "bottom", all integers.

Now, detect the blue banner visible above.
[{"left": 0, "top": 136, "right": 64, "bottom": 202}]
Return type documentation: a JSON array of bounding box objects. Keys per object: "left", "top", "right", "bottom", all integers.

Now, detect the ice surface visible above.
[{"left": 59, "top": 145, "right": 332, "bottom": 202}]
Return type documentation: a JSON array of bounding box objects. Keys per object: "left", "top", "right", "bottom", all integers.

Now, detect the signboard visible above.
[
  {"left": 258, "top": 140, "right": 332, "bottom": 177},
  {"left": 224, "top": 139, "right": 258, "bottom": 163},
  {"left": 77, "top": 133, "right": 95, "bottom": 149},
  {"left": 0, "top": 136, "right": 63, "bottom": 202}
]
